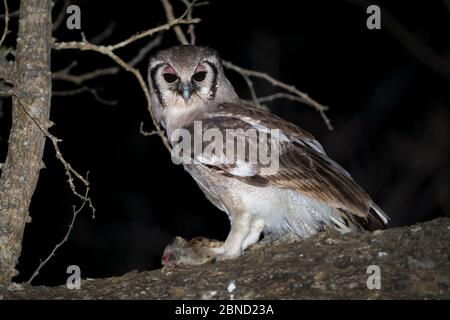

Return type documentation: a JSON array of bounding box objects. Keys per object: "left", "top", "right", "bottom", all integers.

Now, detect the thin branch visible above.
[
  {"left": 161, "top": 0, "right": 189, "bottom": 45},
  {"left": 90, "top": 21, "right": 117, "bottom": 44},
  {"left": 52, "top": 35, "right": 162, "bottom": 85},
  {"left": 221, "top": 60, "right": 333, "bottom": 130},
  {"left": 179, "top": 0, "right": 209, "bottom": 44},
  {"left": 15, "top": 96, "right": 95, "bottom": 216},
  {"left": 52, "top": 0, "right": 69, "bottom": 32},
  {"left": 0, "top": 0, "right": 9, "bottom": 47},
  {"left": 140, "top": 122, "right": 159, "bottom": 137},
  {"left": 0, "top": 8, "right": 16, "bottom": 19},
  {"left": 52, "top": 35, "right": 163, "bottom": 87},
  {"left": 53, "top": 86, "right": 118, "bottom": 106},
  {"left": 54, "top": 39, "right": 171, "bottom": 151},
  {"left": 257, "top": 92, "right": 308, "bottom": 104},
  {"left": 242, "top": 72, "right": 261, "bottom": 107},
  {"left": 107, "top": 16, "right": 199, "bottom": 51},
  {"left": 27, "top": 188, "right": 89, "bottom": 284}
]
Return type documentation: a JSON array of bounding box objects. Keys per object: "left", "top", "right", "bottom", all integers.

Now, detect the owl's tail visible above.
[{"left": 333, "top": 202, "right": 390, "bottom": 233}]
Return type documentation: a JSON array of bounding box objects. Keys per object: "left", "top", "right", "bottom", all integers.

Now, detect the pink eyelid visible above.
[
  {"left": 194, "top": 64, "right": 206, "bottom": 73},
  {"left": 163, "top": 65, "right": 177, "bottom": 74}
]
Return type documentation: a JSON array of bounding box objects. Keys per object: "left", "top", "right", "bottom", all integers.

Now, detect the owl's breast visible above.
[{"left": 183, "top": 163, "right": 337, "bottom": 237}]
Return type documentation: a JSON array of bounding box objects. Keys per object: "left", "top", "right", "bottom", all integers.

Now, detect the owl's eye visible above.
[
  {"left": 192, "top": 71, "right": 207, "bottom": 82},
  {"left": 163, "top": 73, "right": 178, "bottom": 83}
]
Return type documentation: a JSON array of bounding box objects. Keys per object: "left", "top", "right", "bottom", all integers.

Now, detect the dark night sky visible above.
[{"left": 0, "top": 0, "right": 449, "bottom": 285}]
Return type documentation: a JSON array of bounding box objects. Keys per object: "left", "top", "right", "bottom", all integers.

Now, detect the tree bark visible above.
[{"left": 0, "top": 0, "right": 52, "bottom": 284}]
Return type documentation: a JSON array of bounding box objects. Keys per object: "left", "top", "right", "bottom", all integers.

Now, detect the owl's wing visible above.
[{"left": 180, "top": 102, "right": 389, "bottom": 229}]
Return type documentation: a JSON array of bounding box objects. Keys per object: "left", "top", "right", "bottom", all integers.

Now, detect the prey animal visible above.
[{"left": 148, "top": 45, "right": 389, "bottom": 266}]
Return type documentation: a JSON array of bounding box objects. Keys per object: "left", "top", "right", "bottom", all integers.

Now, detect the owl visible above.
[{"left": 148, "top": 45, "right": 389, "bottom": 264}]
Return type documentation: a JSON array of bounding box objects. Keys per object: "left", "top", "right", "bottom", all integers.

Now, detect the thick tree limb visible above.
[{"left": 0, "top": 0, "right": 52, "bottom": 285}]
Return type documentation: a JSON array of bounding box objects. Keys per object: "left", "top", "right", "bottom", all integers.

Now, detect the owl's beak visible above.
[{"left": 181, "top": 82, "right": 192, "bottom": 103}]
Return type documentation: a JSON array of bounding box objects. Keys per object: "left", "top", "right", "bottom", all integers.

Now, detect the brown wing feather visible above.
[{"left": 183, "top": 102, "right": 387, "bottom": 226}]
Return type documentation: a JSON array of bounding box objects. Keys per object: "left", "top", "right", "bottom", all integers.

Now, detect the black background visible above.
[{"left": 0, "top": 0, "right": 449, "bottom": 285}]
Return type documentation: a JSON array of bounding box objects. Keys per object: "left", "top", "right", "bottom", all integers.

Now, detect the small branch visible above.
[
  {"left": 161, "top": 0, "right": 189, "bottom": 45},
  {"left": 53, "top": 86, "right": 118, "bottom": 106},
  {"left": 90, "top": 21, "right": 117, "bottom": 44},
  {"left": 15, "top": 96, "right": 95, "bottom": 216},
  {"left": 140, "top": 122, "right": 159, "bottom": 137},
  {"left": 257, "top": 92, "right": 308, "bottom": 104},
  {"left": 0, "top": 0, "right": 9, "bottom": 47},
  {"left": 107, "top": 17, "right": 199, "bottom": 51},
  {"left": 179, "top": 0, "right": 209, "bottom": 45},
  {"left": 27, "top": 189, "right": 89, "bottom": 284},
  {"left": 54, "top": 40, "right": 171, "bottom": 151},
  {"left": 0, "top": 8, "right": 16, "bottom": 19},
  {"left": 242, "top": 72, "right": 260, "bottom": 108},
  {"left": 221, "top": 60, "right": 333, "bottom": 130},
  {"left": 52, "top": 0, "right": 69, "bottom": 32},
  {"left": 52, "top": 34, "right": 163, "bottom": 85}
]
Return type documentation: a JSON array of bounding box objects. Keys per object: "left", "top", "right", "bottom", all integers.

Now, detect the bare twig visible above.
[
  {"left": 161, "top": 0, "right": 190, "bottom": 45},
  {"left": 0, "top": 0, "right": 9, "bottom": 48},
  {"left": 140, "top": 122, "right": 159, "bottom": 137},
  {"left": 54, "top": 40, "right": 171, "bottom": 151},
  {"left": 90, "top": 21, "right": 118, "bottom": 44},
  {"left": 221, "top": 60, "right": 333, "bottom": 130},
  {"left": 15, "top": 96, "right": 95, "bottom": 217},
  {"left": 179, "top": 0, "right": 209, "bottom": 44},
  {"left": 107, "top": 16, "right": 199, "bottom": 51},
  {"left": 53, "top": 86, "right": 118, "bottom": 106},
  {"left": 52, "top": 0, "right": 69, "bottom": 32},
  {"left": 27, "top": 188, "right": 90, "bottom": 284},
  {"left": 257, "top": 92, "right": 308, "bottom": 104},
  {"left": 52, "top": 34, "right": 163, "bottom": 85},
  {"left": 0, "top": 8, "right": 16, "bottom": 19},
  {"left": 242, "top": 72, "right": 261, "bottom": 108}
]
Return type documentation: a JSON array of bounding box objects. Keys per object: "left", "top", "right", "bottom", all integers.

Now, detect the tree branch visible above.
[
  {"left": 161, "top": 0, "right": 189, "bottom": 45},
  {"left": 0, "top": 0, "right": 9, "bottom": 47},
  {"left": 221, "top": 60, "right": 333, "bottom": 130},
  {"left": 106, "top": 16, "right": 199, "bottom": 51},
  {"left": 52, "top": 34, "right": 163, "bottom": 85},
  {"left": 53, "top": 39, "right": 172, "bottom": 151},
  {"left": 0, "top": 0, "right": 53, "bottom": 285},
  {"left": 27, "top": 188, "right": 90, "bottom": 284}
]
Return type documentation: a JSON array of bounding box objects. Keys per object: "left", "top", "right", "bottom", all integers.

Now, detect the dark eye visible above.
[
  {"left": 163, "top": 73, "right": 178, "bottom": 83},
  {"left": 192, "top": 71, "right": 207, "bottom": 82}
]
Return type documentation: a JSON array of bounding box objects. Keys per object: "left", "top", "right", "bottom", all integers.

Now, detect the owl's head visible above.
[{"left": 148, "top": 45, "right": 237, "bottom": 130}]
